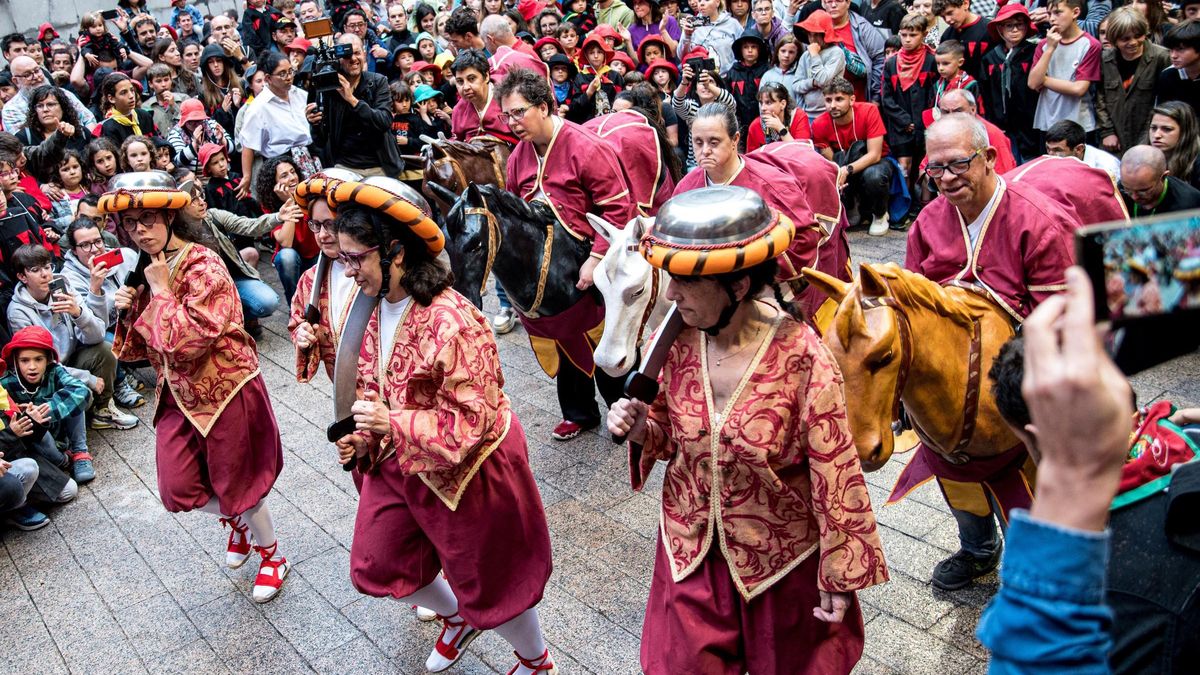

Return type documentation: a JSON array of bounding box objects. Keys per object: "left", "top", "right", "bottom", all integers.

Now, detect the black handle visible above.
[
  {"left": 303, "top": 304, "right": 321, "bottom": 326},
  {"left": 327, "top": 417, "right": 359, "bottom": 471},
  {"left": 612, "top": 370, "right": 662, "bottom": 444}
]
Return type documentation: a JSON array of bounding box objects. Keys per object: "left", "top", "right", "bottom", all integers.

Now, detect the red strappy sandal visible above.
[
  {"left": 425, "top": 614, "right": 481, "bottom": 672},
  {"left": 251, "top": 542, "right": 290, "bottom": 603},
  {"left": 507, "top": 648, "right": 557, "bottom": 675},
  {"left": 219, "top": 517, "right": 253, "bottom": 569}
]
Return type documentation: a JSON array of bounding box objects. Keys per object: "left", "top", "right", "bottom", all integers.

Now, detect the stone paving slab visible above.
[{"left": 1, "top": 228, "right": 1193, "bottom": 674}]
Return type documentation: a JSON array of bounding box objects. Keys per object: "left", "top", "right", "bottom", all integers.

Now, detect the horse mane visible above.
[
  {"left": 870, "top": 263, "right": 979, "bottom": 328},
  {"left": 431, "top": 138, "right": 496, "bottom": 160},
  {"left": 478, "top": 183, "right": 559, "bottom": 229}
]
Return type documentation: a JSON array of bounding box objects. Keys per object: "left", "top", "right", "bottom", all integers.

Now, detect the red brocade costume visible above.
[
  {"left": 583, "top": 110, "right": 677, "bottom": 216},
  {"left": 451, "top": 86, "right": 519, "bottom": 146},
  {"left": 631, "top": 314, "right": 888, "bottom": 674},
  {"left": 347, "top": 289, "right": 552, "bottom": 629},
  {"left": 114, "top": 242, "right": 282, "bottom": 515},
  {"left": 287, "top": 261, "right": 359, "bottom": 383},
  {"left": 1003, "top": 155, "right": 1130, "bottom": 227},
  {"left": 905, "top": 178, "right": 1076, "bottom": 323}
]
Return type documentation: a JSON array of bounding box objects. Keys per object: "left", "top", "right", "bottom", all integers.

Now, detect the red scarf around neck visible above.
[{"left": 897, "top": 45, "right": 930, "bottom": 91}]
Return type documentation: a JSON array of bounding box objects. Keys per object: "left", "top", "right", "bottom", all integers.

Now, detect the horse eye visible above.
[
  {"left": 868, "top": 351, "right": 894, "bottom": 371},
  {"left": 630, "top": 286, "right": 645, "bottom": 298}
]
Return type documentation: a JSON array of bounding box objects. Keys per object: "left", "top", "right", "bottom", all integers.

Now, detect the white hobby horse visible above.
[{"left": 587, "top": 213, "right": 671, "bottom": 378}]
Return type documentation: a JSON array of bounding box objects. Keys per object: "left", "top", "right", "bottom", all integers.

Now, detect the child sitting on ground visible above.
[
  {"left": 0, "top": 325, "right": 92, "bottom": 496},
  {"left": 200, "top": 143, "right": 258, "bottom": 218}
]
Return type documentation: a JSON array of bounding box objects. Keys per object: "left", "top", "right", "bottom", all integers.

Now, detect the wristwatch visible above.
[{"left": 845, "top": 164, "right": 855, "bottom": 175}]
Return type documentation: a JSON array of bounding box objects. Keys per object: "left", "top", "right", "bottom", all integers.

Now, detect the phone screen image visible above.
[{"left": 1077, "top": 210, "right": 1200, "bottom": 323}]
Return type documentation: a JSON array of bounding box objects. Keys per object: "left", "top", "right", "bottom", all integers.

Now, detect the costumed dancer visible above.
[
  {"left": 105, "top": 172, "right": 289, "bottom": 602},
  {"left": 672, "top": 102, "right": 851, "bottom": 324},
  {"left": 328, "top": 176, "right": 557, "bottom": 674},
  {"left": 607, "top": 186, "right": 888, "bottom": 674},
  {"left": 498, "top": 68, "right": 639, "bottom": 442},
  {"left": 287, "top": 169, "right": 365, "bottom": 383}
]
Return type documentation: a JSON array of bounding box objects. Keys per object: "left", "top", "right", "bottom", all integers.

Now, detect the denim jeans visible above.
[
  {"left": 60, "top": 408, "right": 88, "bottom": 455},
  {"left": 495, "top": 284, "right": 512, "bottom": 311},
  {"left": 234, "top": 278, "right": 281, "bottom": 319},
  {"left": 273, "top": 249, "right": 319, "bottom": 306},
  {"left": 0, "top": 458, "right": 38, "bottom": 513},
  {"left": 951, "top": 490, "right": 1008, "bottom": 558}
]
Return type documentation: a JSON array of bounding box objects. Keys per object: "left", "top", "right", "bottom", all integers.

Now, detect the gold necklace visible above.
[{"left": 710, "top": 322, "right": 764, "bottom": 367}]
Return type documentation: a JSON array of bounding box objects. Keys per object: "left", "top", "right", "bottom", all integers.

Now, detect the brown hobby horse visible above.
[
  {"left": 413, "top": 136, "right": 512, "bottom": 211},
  {"left": 803, "top": 262, "right": 1020, "bottom": 473}
]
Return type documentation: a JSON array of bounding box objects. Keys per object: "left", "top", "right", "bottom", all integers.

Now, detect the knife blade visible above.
[
  {"left": 303, "top": 253, "right": 331, "bottom": 325},
  {"left": 615, "top": 304, "right": 684, "bottom": 446},
  {"left": 328, "top": 290, "right": 380, "bottom": 470}
]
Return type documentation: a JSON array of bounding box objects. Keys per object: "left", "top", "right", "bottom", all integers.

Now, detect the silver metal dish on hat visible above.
[
  {"left": 106, "top": 170, "right": 179, "bottom": 192},
  {"left": 361, "top": 175, "right": 433, "bottom": 217},
  {"left": 650, "top": 185, "right": 773, "bottom": 246}
]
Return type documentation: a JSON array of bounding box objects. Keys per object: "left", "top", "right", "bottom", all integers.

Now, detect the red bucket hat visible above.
[
  {"left": 581, "top": 34, "right": 615, "bottom": 62},
  {"left": 987, "top": 4, "right": 1036, "bottom": 43},
  {"left": 534, "top": 36, "right": 564, "bottom": 55},
  {"left": 412, "top": 60, "right": 443, "bottom": 85},
  {"left": 2, "top": 326, "right": 59, "bottom": 369},
  {"left": 637, "top": 35, "right": 670, "bottom": 63},
  {"left": 38, "top": 23, "right": 59, "bottom": 41},
  {"left": 610, "top": 52, "right": 636, "bottom": 72},
  {"left": 645, "top": 58, "right": 679, "bottom": 81},
  {"left": 796, "top": 10, "right": 843, "bottom": 44},
  {"left": 198, "top": 143, "right": 227, "bottom": 174},
  {"left": 178, "top": 98, "right": 208, "bottom": 127}
]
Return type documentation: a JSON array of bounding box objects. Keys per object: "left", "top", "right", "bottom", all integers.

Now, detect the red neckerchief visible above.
[{"left": 897, "top": 45, "right": 930, "bottom": 91}]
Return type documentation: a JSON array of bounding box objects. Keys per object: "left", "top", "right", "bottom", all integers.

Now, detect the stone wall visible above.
[{"left": 0, "top": 0, "right": 240, "bottom": 42}]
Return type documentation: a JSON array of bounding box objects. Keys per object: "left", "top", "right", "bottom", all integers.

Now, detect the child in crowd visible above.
[
  {"left": 0, "top": 326, "right": 88, "bottom": 506},
  {"left": 727, "top": 35, "right": 772, "bottom": 144},
  {"left": 885, "top": 35, "right": 902, "bottom": 59},
  {"left": 557, "top": 22, "right": 582, "bottom": 64},
  {"left": 935, "top": 0, "right": 991, "bottom": 83},
  {"left": 45, "top": 150, "right": 90, "bottom": 234},
  {"left": 536, "top": 36, "right": 565, "bottom": 61},
  {"left": 200, "top": 144, "right": 257, "bottom": 218},
  {"left": 577, "top": 36, "right": 625, "bottom": 117},
  {"left": 1030, "top": 0, "right": 1102, "bottom": 135},
  {"left": 416, "top": 32, "right": 440, "bottom": 62},
  {"left": 795, "top": 10, "right": 847, "bottom": 124},
  {"left": 547, "top": 54, "right": 585, "bottom": 122},
  {"left": 97, "top": 73, "right": 156, "bottom": 147},
  {"left": 390, "top": 81, "right": 425, "bottom": 189},
  {"left": 637, "top": 36, "right": 670, "bottom": 71},
  {"left": 610, "top": 52, "right": 635, "bottom": 78},
  {"left": 142, "top": 63, "right": 187, "bottom": 134},
  {"left": 119, "top": 135, "right": 155, "bottom": 173},
  {"left": 933, "top": 40, "right": 981, "bottom": 116},
  {"left": 84, "top": 137, "right": 120, "bottom": 195},
  {"left": 982, "top": 4, "right": 1040, "bottom": 162},
  {"left": 0, "top": 151, "right": 56, "bottom": 263},
  {"left": 391, "top": 43, "right": 417, "bottom": 81},
  {"left": 882, "top": 13, "right": 937, "bottom": 186},
  {"left": 152, "top": 138, "right": 176, "bottom": 172},
  {"left": 413, "top": 83, "right": 452, "bottom": 143},
  {"left": 78, "top": 12, "right": 123, "bottom": 71},
  {"left": 563, "top": 0, "right": 598, "bottom": 36}
]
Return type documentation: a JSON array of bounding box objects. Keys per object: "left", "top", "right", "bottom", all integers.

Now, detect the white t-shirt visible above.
[
  {"left": 1083, "top": 145, "right": 1121, "bottom": 179},
  {"left": 379, "top": 296, "right": 413, "bottom": 358},
  {"left": 966, "top": 176, "right": 1006, "bottom": 246},
  {"left": 328, "top": 260, "right": 356, "bottom": 337}
]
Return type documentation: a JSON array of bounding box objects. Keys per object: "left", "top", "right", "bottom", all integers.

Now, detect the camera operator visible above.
[{"left": 308, "top": 33, "right": 400, "bottom": 177}]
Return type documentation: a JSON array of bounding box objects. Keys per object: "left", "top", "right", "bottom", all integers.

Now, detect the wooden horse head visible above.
[{"left": 421, "top": 137, "right": 510, "bottom": 210}]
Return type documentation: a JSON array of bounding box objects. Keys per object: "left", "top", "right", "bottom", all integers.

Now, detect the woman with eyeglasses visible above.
[
  {"left": 16, "top": 85, "right": 95, "bottom": 185},
  {"left": 104, "top": 171, "right": 293, "bottom": 604},
  {"left": 256, "top": 155, "right": 319, "bottom": 303},
  {"left": 323, "top": 175, "right": 557, "bottom": 675},
  {"left": 236, "top": 51, "right": 321, "bottom": 202}
]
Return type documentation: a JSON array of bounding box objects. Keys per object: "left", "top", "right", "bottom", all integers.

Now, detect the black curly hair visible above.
[
  {"left": 335, "top": 205, "right": 453, "bottom": 306},
  {"left": 256, "top": 155, "right": 302, "bottom": 212}
]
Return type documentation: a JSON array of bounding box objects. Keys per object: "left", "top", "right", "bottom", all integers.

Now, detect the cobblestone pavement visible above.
[{"left": 2, "top": 230, "right": 1195, "bottom": 674}]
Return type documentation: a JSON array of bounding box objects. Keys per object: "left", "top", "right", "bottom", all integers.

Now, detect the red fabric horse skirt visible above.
[
  {"left": 153, "top": 375, "right": 283, "bottom": 516},
  {"left": 349, "top": 416, "right": 553, "bottom": 629},
  {"left": 641, "top": 541, "right": 865, "bottom": 675}
]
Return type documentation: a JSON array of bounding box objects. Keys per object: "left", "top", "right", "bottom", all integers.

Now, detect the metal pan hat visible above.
[
  {"left": 296, "top": 171, "right": 443, "bottom": 254},
  {"left": 640, "top": 186, "right": 794, "bottom": 276},
  {"left": 97, "top": 171, "right": 192, "bottom": 214}
]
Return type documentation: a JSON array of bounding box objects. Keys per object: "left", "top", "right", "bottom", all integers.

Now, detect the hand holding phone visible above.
[{"left": 93, "top": 248, "right": 124, "bottom": 271}]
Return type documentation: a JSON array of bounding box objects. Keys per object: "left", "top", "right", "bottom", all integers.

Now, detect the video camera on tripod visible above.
[{"left": 299, "top": 18, "right": 352, "bottom": 95}]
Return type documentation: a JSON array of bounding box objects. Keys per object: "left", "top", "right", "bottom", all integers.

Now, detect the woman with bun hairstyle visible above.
[
  {"left": 105, "top": 171, "right": 291, "bottom": 604},
  {"left": 325, "top": 175, "right": 556, "bottom": 675}
]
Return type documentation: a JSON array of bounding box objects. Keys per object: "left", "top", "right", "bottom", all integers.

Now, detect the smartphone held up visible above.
[{"left": 1075, "top": 209, "right": 1200, "bottom": 374}]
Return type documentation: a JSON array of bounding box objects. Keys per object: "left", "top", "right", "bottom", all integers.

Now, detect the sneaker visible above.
[
  {"left": 4, "top": 505, "right": 50, "bottom": 531},
  {"left": 415, "top": 605, "right": 438, "bottom": 622},
  {"left": 931, "top": 546, "right": 1002, "bottom": 591},
  {"left": 114, "top": 378, "right": 146, "bottom": 409},
  {"left": 551, "top": 419, "right": 595, "bottom": 442},
  {"left": 868, "top": 214, "right": 890, "bottom": 236},
  {"left": 251, "top": 542, "right": 290, "bottom": 603},
  {"left": 425, "top": 615, "right": 481, "bottom": 672},
  {"left": 245, "top": 317, "right": 264, "bottom": 340},
  {"left": 508, "top": 648, "right": 557, "bottom": 675},
  {"left": 122, "top": 371, "right": 145, "bottom": 392},
  {"left": 492, "top": 307, "right": 518, "bottom": 335},
  {"left": 70, "top": 452, "right": 96, "bottom": 484},
  {"left": 90, "top": 400, "right": 139, "bottom": 430},
  {"left": 220, "top": 517, "right": 254, "bottom": 569}
]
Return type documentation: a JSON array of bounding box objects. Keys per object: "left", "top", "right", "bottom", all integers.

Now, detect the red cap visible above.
[
  {"left": 38, "top": 23, "right": 59, "bottom": 41},
  {"left": 591, "top": 24, "right": 622, "bottom": 45},
  {"left": 198, "top": 143, "right": 227, "bottom": 173},
  {"left": 517, "top": 0, "right": 546, "bottom": 21},
  {"left": 178, "top": 98, "right": 208, "bottom": 127},
  {"left": 581, "top": 34, "right": 615, "bottom": 62},
  {"left": 645, "top": 58, "right": 679, "bottom": 81},
  {"left": 2, "top": 326, "right": 58, "bottom": 368},
  {"left": 534, "top": 36, "right": 563, "bottom": 54},
  {"left": 796, "top": 10, "right": 843, "bottom": 44},
  {"left": 412, "top": 60, "right": 443, "bottom": 84},
  {"left": 681, "top": 45, "right": 710, "bottom": 62},
  {"left": 609, "top": 52, "right": 636, "bottom": 72},
  {"left": 286, "top": 37, "right": 312, "bottom": 55},
  {"left": 987, "top": 4, "right": 1035, "bottom": 43}
]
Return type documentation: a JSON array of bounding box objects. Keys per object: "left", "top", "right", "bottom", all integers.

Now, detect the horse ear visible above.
[
  {"left": 834, "top": 284, "right": 866, "bottom": 351},
  {"left": 801, "top": 266, "right": 850, "bottom": 301},
  {"left": 465, "top": 183, "right": 484, "bottom": 208},
  {"left": 859, "top": 263, "right": 890, "bottom": 298},
  {"left": 631, "top": 215, "right": 650, "bottom": 242},
  {"left": 586, "top": 213, "right": 619, "bottom": 244},
  {"left": 425, "top": 181, "right": 459, "bottom": 207}
]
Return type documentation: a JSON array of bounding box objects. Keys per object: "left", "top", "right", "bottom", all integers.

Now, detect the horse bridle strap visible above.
[
  {"left": 860, "top": 296, "right": 984, "bottom": 464},
  {"left": 635, "top": 265, "right": 661, "bottom": 346},
  {"left": 467, "top": 203, "right": 555, "bottom": 318}
]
